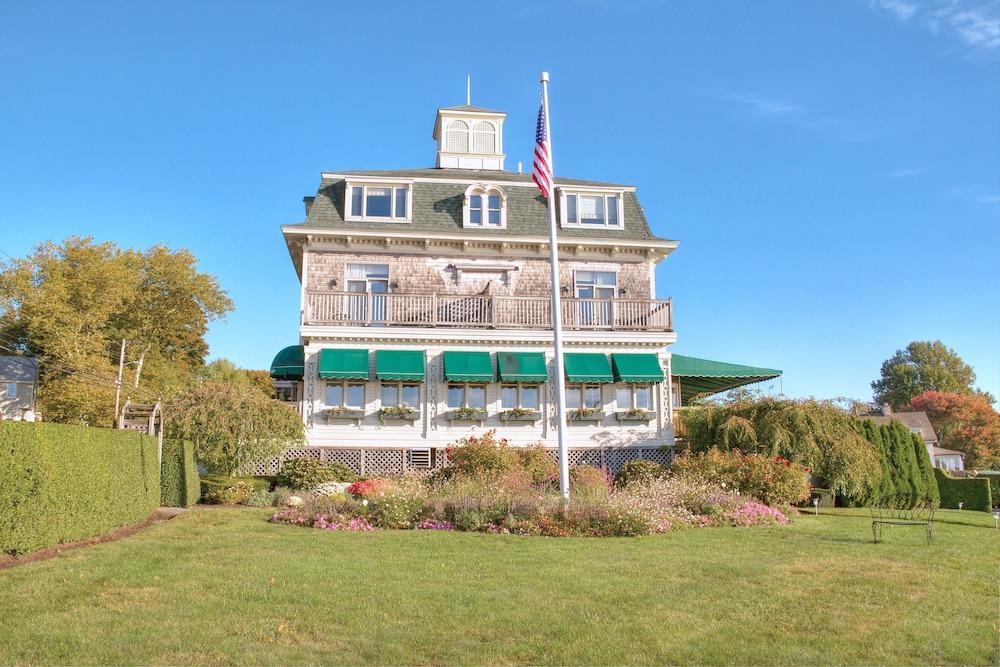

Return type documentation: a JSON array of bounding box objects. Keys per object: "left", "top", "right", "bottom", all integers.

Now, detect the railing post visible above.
[
  {"left": 488, "top": 295, "right": 495, "bottom": 328},
  {"left": 431, "top": 293, "right": 438, "bottom": 327}
]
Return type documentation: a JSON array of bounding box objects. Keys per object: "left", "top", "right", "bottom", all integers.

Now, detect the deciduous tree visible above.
[
  {"left": 872, "top": 341, "right": 979, "bottom": 408},
  {"left": 911, "top": 391, "right": 1000, "bottom": 469}
]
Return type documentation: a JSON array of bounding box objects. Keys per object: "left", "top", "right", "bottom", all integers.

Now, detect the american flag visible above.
[{"left": 532, "top": 102, "right": 553, "bottom": 199}]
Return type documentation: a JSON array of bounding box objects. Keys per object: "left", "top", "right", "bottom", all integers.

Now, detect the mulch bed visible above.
[{"left": 0, "top": 507, "right": 188, "bottom": 571}]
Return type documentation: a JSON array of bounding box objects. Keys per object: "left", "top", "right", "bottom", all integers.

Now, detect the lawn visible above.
[{"left": 0, "top": 508, "right": 997, "bottom": 666}]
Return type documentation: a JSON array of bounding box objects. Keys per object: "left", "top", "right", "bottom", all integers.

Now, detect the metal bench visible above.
[{"left": 870, "top": 495, "right": 936, "bottom": 544}]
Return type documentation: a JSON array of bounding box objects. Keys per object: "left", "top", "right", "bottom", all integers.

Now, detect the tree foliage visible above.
[
  {"left": 198, "top": 359, "right": 273, "bottom": 398},
  {"left": 0, "top": 237, "right": 232, "bottom": 425},
  {"left": 872, "top": 341, "right": 979, "bottom": 409},
  {"left": 681, "top": 398, "right": 882, "bottom": 504},
  {"left": 165, "top": 381, "right": 305, "bottom": 475},
  {"left": 911, "top": 390, "right": 1000, "bottom": 469}
]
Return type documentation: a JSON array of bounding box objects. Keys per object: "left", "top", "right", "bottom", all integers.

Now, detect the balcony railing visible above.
[{"left": 304, "top": 291, "right": 672, "bottom": 331}]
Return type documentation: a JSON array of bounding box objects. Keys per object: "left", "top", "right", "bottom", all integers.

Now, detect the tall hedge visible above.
[
  {"left": 0, "top": 421, "right": 160, "bottom": 555},
  {"left": 910, "top": 432, "right": 940, "bottom": 506},
  {"left": 934, "top": 468, "right": 993, "bottom": 512},
  {"left": 160, "top": 438, "right": 200, "bottom": 507}
]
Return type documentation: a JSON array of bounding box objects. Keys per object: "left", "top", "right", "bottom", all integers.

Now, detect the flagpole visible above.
[{"left": 540, "top": 71, "right": 571, "bottom": 502}]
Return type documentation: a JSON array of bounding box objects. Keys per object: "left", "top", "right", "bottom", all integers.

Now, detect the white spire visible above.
[{"left": 466, "top": 75, "right": 471, "bottom": 106}]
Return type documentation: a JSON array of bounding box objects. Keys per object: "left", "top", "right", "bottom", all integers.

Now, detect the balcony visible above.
[{"left": 304, "top": 291, "right": 673, "bottom": 332}]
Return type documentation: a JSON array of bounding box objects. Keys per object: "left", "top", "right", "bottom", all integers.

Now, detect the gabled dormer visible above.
[{"left": 432, "top": 105, "right": 506, "bottom": 170}]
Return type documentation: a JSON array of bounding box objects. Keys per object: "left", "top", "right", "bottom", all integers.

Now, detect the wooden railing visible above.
[{"left": 304, "top": 291, "right": 673, "bottom": 331}]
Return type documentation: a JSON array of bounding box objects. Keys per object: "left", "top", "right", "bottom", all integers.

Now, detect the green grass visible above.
[{"left": 0, "top": 508, "right": 997, "bottom": 665}]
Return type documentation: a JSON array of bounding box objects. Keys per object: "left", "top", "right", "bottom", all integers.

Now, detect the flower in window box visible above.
[
  {"left": 449, "top": 406, "right": 487, "bottom": 421},
  {"left": 569, "top": 407, "right": 602, "bottom": 421}
]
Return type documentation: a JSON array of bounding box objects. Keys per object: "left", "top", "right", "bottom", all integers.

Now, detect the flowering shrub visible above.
[
  {"left": 275, "top": 458, "right": 358, "bottom": 490},
  {"left": 204, "top": 481, "right": 255, "bottom": 505},
  {"left": 444, "top": 430, "right": 517, "bottom": 479},
  {"left": 313, "top": 481, "right": 351, "bottom": 497},
  {"left": 672, "top": 448, "right": 810, "bottom": 507},
  {"left": 570, "top": 465, "right": 610, "bottom": 499},
  {"left": 721, "top": 501, "right": 789, "bottom": 527},
  {"left": 347, "top": 479, "right": 389, "bottom": 498},
  {"left": 612, "top": 460, "right": 668, "bottom": 489},
  {"left": 418, "top": 519, "right": 454, "bottom": 530},
  {"left": 369, "top": 478, "right": 429, "bottom": 528}
]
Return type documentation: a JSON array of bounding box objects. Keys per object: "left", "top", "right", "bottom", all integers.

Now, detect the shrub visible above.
[
  {"left": 160, "top": 438, "right": 200, "bottom": 507},
  {"left": 515, "top": 445, "right": 558, "bottom": 486},
  {"left": 204, "top": 481, "right": 255, "bottom": 505},
  {"left": 369, "top": 478, "right": 429, "bottom": 529},
  {"left": 613, "top": 460, "right": 667, "bottom": 488},
  {"left": 347, "top": 479, "right": 389, "bottom": 498},
  {"left": 275, "top": 457, "right": 359, "bottom": 490},
  {"left": 445, "top": 430, "right": 517, "bottom": 479},
  {"left": 0, "top": 422, "right": 160, "bottom": 555},
  {"left": 672, "top": 448, "right": 811, "bottom": 506},
  {"left": 570, "top": 465, "right": 610, "bottom": 496},
  {"left": 245, "top": 490, "right": 278, "bottom": 507},
  {"left": 200, "top": 474, "right": 269, "bottom": 500},
  {"left": 934, "top": 468, "right": 992, "bottom": 511}
]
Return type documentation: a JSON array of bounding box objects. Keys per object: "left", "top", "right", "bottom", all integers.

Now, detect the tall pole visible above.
[
  {"left": 541, "top": 71, "right": 570, "bottom": 501},
  {"left": 113, "top": 338, "right": 126, "bottom": 428}
]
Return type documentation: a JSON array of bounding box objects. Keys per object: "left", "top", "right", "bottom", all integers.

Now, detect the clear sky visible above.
[{"left": 1, "top": 0, "right": 998, "bottom": 402}]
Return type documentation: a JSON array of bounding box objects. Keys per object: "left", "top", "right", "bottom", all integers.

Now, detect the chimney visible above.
[{"left": 303, "top": 196, "right": 315, "bottom": 215}]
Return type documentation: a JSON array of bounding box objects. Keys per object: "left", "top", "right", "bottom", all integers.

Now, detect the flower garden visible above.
[{"left": 261, "top": 431, "right": 808, "bottom": 537}]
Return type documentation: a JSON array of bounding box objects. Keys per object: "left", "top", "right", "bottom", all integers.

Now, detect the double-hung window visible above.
[
  {"left": 565, "top": 384, "right": 602, "bottom": 410},
  {"left": 464, "top": 184, "right": 506, "bottom": 228},
  {"left": 500, "top": 383, "right": 540, "bottom": 410},
  {"left": 560, "top": 191, "right": 623, "bottom": 229},
  {"left": 325, "top": 381, "right": 365, "bottom": 409},
  {"left": 616, "top": 384, "right": 653, "bottom": 410},
  {"left": 447, "top": 383, "right": 486, "bottom": 409},
  {"left": 346, "top": 182, "right": 411, "bottom": 222},
  {"left": 381, "top": 382, "right": 420, "bottom": 408}
]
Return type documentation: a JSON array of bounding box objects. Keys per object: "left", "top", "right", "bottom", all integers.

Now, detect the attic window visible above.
[
  {"left": 345, "top": 182, "right": 412, "bottom": 222},
  {"left": 559, "top": 191, "right": 623, "bottom": 229},
  {"left": 463, "top": 184, "right": 506, "bottom": 228}
]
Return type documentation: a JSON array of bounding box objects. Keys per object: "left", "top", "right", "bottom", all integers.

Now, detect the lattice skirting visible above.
[{"left": 244, "top": 446, "right": 674, "bottom": 477}]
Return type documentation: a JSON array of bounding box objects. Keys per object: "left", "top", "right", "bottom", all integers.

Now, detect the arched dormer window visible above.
[
  {"left": 446, "top": 120, "right": 469, "bottom": 153},
  {"left": 472, "top": 121, "right": 496, "bottom": 154},
  {"left": 463, "top": 184, "right": 506, "bottom": 228}
]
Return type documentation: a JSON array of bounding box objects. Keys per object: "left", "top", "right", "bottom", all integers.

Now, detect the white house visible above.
[{"left": 264, "top": 99, "right": 781, "bottom": 477}]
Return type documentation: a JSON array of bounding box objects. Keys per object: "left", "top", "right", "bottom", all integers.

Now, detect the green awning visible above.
[
  {"left": 375, "top": 350, "right": 425, "bottom": 382},
  {"left": 671, "top": 354, "right": 782, "bottom": 406},
  {"left": 497, "top": 352, "right": 548, "bottom": 382},
  {"left": 269, "top": 345, "right": 304, "bottom": 380},
  {"left": 564, "top": 353, "right": 613, "bottom": 383},
  {"left": 318, "top": 349, "right": 369, "bottom": 380},
  {"left": 443, "top": 351, "right": 493, "bottom": 382},
  {"left": 611, "top": 353, "right": 665, "bottom": 383}
]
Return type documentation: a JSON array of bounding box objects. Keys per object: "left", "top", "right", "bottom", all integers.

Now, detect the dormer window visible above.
[
  {"left": 463, "top": 184, "right": 506, "bottom": 228},
  {"left": 345, "top": 181, "right": 412, "bottom": 222},
  {"left": 559, "top": 191, "right": 623, "bottom": 229}
]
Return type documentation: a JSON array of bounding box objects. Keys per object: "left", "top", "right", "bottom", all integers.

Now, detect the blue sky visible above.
[{"left": 1, "top": 0, "right": 998, "bottom": 402}]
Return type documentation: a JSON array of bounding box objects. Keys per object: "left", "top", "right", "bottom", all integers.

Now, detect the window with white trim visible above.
[
  {"left": 472, "top": 121, "right": 497, "bottom": 153},
  {"left": 501, "top": 383, "right": 540, "bottom": 410},
  {"left": 381, "top": 382, "right": 420, "bottom": 407},
  {"left": 446, "top": 120, "right": 470, "bottom": 152},
  {"left": 616, "top": 384, "right": 653, "bottom": 410},
  {"left": 447, "top": 383, "right": 486, "bottom": 409},
  {"left": 346, "top": 183, "right": 411, "bottom": 222},
  {"left": 565, "top": 384, "right": 602, "bottom": 410},
  {"left": 325, "top": 381, "right": 365, "bottom": 408},
  {"left": 560, "top": 191, "right": 623, "bottom": 229},
  {"left": 463, "top": 184, "right": 506, "bottom": 228}
]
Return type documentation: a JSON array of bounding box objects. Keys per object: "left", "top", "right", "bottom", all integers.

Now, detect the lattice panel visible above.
[
  {"left": 283, "top": 448, "right": 320, "bottom": 462},
  {"left": 322, "top": 448, "right": 363, "bottom": 474},
  {"left": 568, "top": 449, "right": 604, "bottom": 469},
  {"left": 606, "top": 448, "right": 643, "bottom": 473},
  {"left": 365, "top": 449, "right": 405, "bottom": 475},
  {"left": 243, "top": 456, "right": 281, "bottom": 476},
  {"left": 431, "top": 448, "right": 448, "bottom": 470},
  {"left": 642, "top": 447, "right": 674, "bottom": 467}
]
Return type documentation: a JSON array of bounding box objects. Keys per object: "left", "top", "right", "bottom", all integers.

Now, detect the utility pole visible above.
[{"left": 114, "top": 338, "right": 125, "bottom": 428}]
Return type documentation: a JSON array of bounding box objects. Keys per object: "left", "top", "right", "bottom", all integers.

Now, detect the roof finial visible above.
[{"left": 466, "top": 75, "right": 471, "bottom": 106}]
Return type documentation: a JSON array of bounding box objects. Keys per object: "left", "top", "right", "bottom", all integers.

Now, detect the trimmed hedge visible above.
[
  {"left": 934, "top": 468, "right": 993, "bottom": 512},
  {"left": 160, "top": 439, "right": 200, "bottom": 507},
  {"left": 0, "top": 421, "right": 160, "bottom": 555}
]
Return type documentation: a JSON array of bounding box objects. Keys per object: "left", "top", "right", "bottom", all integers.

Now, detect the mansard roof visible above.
[{"left": 300, "top": 168, "right": 662, "bottom": 241}]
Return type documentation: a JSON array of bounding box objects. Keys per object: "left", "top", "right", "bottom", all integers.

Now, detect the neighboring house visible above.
[
  {"left": 265, "top": 99, "right": 781, "bottom": 476},
  {"left": 864, "top": 405, "right": 963, "bottom": 471},
  {"left": 0, "top": 356, "right": 38, "bottom": 421}
]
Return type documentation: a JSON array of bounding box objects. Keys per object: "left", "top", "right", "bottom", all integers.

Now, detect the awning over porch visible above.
[
  {"left": 375, "top": 350, "right": 426, "bottom": 382},
  {"left": 611, "top": 353, "right": 665, "bottom": 383},
  {"left": 318, "top": 349, "right": 370, "bottom": 380},
  {"left": 671, "top": 354, "right": 782, "bottom": 405},
  {"left": 269, "top": 345, "right": 304, "bottom": 380},
  {"left": 564, "top": 353, "right": 613, "bottom": 383},
  {"left": 497, "top": 352, "right": 548, "bottom": 382},
  {"left": 443, "top": 351, "right": 493, "bottom": 382}
]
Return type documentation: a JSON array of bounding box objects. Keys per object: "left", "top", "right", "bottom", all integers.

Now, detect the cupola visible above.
[{"left": 432, "top": 105, "right": 506, "bottom": 170}]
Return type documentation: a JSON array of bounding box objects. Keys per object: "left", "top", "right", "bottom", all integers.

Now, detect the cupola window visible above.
[
  {"left": 472, "top": 121, "right": 496, "bottom": 154},
  {"left": 463, "top": 184, "right": 506, "bottom": 228},
  {"left": 446, "top": 120, "right": 470, "bottom": 153}
]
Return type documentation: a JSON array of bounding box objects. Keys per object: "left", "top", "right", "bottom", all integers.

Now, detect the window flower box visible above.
[
  {"left": 325, "top": 408, "right": 365, "bottom": 422},
  {"left": 499, "top": 409, "right": 542, "bottom": 423},
  {"left": 569, "top": 408, "right": 604, "bottom": 424},
  {"left": 616, "top": 410, "right": 655, "bottom": 423},
  {"left": 447, "top": 408, "right": 487, "bottom": 423},
  {"left": 378, "top": 406, "right": 420, "bottom": 423}
]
